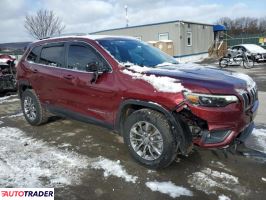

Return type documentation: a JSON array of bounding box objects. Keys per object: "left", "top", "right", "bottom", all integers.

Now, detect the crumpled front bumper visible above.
[{"left": 191, "top": 99, "right": 259, "bottom": 148}]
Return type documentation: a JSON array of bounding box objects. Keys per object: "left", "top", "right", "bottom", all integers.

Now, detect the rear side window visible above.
[
  {"left": 39, "top": 45, "right": 65, "bottom": 67},
  {"left": 68, "top": 44, "right": 109, "bottom": 72},
  {"left": 27, "top": 46, "right": 42, "bottom": 63}
]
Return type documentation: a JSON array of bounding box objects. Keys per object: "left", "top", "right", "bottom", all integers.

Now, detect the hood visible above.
[
  {"left": 143, "top": 63, "right": 255, "bottom": 93},
  {"left": 242, "top": 44, "right": 266, "bottom": 54}
]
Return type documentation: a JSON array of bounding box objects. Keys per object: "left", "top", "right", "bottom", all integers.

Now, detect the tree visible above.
[
  {"left": 216, "top": 16, "right": 266, "bottom": 36},
  {"left": 24, "top": 9, "right": 65, "bottom": 39}
]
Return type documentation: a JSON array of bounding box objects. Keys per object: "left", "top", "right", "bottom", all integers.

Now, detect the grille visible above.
[{"left": 240, "top": 86, "right": 258, "bottom": 110}]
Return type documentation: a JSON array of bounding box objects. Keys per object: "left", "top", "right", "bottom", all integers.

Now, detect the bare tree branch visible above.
[
  {"left": 24, "top": 9, "right": 65, "bottom": 39},
  {"left": 216, "top": 16, "right": 266, "bottom": 36}
]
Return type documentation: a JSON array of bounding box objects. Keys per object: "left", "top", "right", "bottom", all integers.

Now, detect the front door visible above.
[{"left": 57, "top": 42, "right": 118, "bottom": 125}]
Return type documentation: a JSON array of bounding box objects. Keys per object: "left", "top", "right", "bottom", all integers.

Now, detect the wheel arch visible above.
[
  {"left": 115, "top": 99, "right": 192, "bottom": 155},
  {"left": 17, "top": 80, "right": 32, "bottom": 98}
]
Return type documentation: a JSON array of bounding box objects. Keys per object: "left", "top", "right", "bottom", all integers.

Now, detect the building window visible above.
[
  {"left": 187, "top": 32, "right": 192, "bottom": 46},
  {"left": 187, "top": 23, "right": 191, "bottom": 29},
  {"left": 203, "top": 25, "right": 206, "bottom": 29},
  {"left": 135, "top": 36, "right": 142, "bottom": 40},
  {"left": 158, "top": 33, "right": 169, "bottom": 41}
]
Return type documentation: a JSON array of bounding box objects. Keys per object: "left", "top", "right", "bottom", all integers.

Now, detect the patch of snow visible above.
[
  {"left": 262, "top": 177, "right": 266, "bottom": 182},
  {"left": 1, "top": 112, "right": 23, "bottom": 119},
  {"left": 219, "top": 194, "right": 231, "bottom": 200},
  {"left": 123, "top": 63, "right": 151, "bottom": 72},
  {"left": 156, "top": 62, "right": 176, "bottom": 67},
  {"left": 0, "top": 127, "right": 90, "bottom": 187},
  {"left": 251, "top": 128, "right": 266, "bottom": 153},
  {"left": 188, "top": 168, "right": 247, "bottom": 195},
  {"left": 57, "top": 143, "right": 72, "bottom": 148},
  {"left": 0, "top": 58, "right": 9, "bottom": 63},
  {"left": 145, "top": 181, "right": 193, "bottom": 198},
  {"left": 147, "top": 170, "right": 156, "bottom": 174},
  {"left": 91, "top": 156, "right": 138, "bottom": 183},
  {"left": 0, "top": 121, "right": 3, "bottom": 125},
  {"left": 0, "top": 95, "right": 19, "bottom": 104},
  {"left": 122, "top": 69, "right": 185, "bottom": 93},
  {"left": 62, "top": 132, "right": 77, "bottom": 137}
]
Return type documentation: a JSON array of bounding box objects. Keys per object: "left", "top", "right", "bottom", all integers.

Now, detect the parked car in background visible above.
[
  {"left": 0, "top": 54, "right": 16, "bottom": 93},
  {"left": 228, "top": 44, "right": 266, "bottom": 62},
  {"left": 16, "top": 35, "right": 258, "bottom": 168}
]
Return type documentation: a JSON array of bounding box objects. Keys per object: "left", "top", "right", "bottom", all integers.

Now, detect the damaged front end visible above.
[{"left": 0, "top": 60, "right": 17, "bottom": 93}]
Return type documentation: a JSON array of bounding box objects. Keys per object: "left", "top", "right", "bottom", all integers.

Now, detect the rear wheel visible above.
[
  {"left": 123, "top": 109, "right": 179, "bottom": 169},
  {"left": 21, "top": 89, "right": 48, "bottom": 125}
]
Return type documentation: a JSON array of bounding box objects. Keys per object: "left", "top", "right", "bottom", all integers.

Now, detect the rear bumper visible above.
[{"left": 191, "top": 99, "right": 259, "bottom": 148}]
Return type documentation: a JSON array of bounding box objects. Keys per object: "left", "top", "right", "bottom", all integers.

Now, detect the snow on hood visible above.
[
  {"left": 229, "top": 72, "right": 256, "bottom": 90},
  {"left": 121, "top": 62, "right": 187, "bottom": 93},
  {"left": 241, "top": 44, "right": 266, "bottom": 54}
]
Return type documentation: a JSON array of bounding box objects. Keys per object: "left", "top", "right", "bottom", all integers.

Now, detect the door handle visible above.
[{"left": 63, "top": 74, "right": 74, "bottom": 80}]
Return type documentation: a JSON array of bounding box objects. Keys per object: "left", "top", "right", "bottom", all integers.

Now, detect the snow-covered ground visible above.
[{"left": 0, "top": 126, "right": 139, "bottom": 188}]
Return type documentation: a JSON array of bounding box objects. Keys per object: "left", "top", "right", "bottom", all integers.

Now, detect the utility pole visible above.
[{"left": 125, "top": 5, "right": 129, "bottom": 27}]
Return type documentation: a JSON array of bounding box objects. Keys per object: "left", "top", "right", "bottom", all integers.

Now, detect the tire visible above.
[
  {"left": 123, "top": 109, "right": 179, "bottom": 169},
  {"left": 243, "top": 56, "right": 254, "bottom": 69},
  {"left": 219, "top": 58, "right": 228, "bottom": 68},
  {"left": 21, "top": 89, "right": 48, "bottom": 126}
]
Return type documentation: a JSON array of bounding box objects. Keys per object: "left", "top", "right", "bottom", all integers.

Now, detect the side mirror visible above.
[
  {"left": 86, "top": 61, "right": 99, "bottom": 72},
  {"left": 87, "top": 61, "right": 101, "bottom": 84}
]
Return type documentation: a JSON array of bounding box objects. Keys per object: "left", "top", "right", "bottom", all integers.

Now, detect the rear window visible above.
[
  {"left": 27, "top": 46, "right": 42, "bottom": 63},
  {"left": 39, "top": 45, "right": 65, "bottom": 67}
]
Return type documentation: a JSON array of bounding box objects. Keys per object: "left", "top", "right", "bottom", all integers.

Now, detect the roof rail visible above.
[{"left": 40, "top": 33, "right": 88, "bottom": 40}]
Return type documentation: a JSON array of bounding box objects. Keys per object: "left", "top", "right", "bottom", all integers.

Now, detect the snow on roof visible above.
[{"left": 241, "top": 44, "right": 266, "bottom": 53}]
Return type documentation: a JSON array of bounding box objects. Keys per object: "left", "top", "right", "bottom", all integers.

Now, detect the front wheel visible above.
[
  {"left": 219, "top": 58, "right": 229, "bottom": 68},
  {"left": 123, "top": 109, "right": 179, "bottom": 169}
]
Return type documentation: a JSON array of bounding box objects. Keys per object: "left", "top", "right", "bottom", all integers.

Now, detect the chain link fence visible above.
[{"left": 225, "top": 33, "right": 266, "bottom": 48}]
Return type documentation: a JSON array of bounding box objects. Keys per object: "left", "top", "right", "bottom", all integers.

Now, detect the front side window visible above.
[
  {"left": 27, "top": 46, "right": 42, "bottom": 63},
  {"left": 39, "top": 45, "right": 65, "bottom": 67},
  {"left": 67, "top": 44, "right": 109, "bottom": 72},
  {"left": 187, "top": 32, "right": 192, "bottom": 46}
]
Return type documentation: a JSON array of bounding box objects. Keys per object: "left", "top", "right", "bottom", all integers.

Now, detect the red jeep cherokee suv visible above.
[{"left": 16, "top": 35, "right": 259, "bottom": 168}]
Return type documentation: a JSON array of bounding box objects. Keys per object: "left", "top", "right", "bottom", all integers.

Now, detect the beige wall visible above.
[{"left": 93, "top": 21, "right": 214, "bottom": 57}]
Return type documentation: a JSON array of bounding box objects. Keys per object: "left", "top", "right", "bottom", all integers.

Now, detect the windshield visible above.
[{"left": 97, "top": 38, "right": 178, "bottom": 67}]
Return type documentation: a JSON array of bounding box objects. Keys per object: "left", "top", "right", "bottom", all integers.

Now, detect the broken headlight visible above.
[{"left": 184, "top": 92, "right": 239, "bottom": 107}]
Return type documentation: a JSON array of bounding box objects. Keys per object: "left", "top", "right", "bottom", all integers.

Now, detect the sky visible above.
[{"left": 0, "top": 0, "right": 265, "bottom": 43}]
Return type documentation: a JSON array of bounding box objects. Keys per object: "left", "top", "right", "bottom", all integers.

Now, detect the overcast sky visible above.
[{"left": 0, "top": 0, "right": 265, "bottom": 43}]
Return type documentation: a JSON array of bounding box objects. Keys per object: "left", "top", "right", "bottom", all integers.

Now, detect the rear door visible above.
[{"left": 35, "top": 43, "right": 66, "bottom": 105}]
